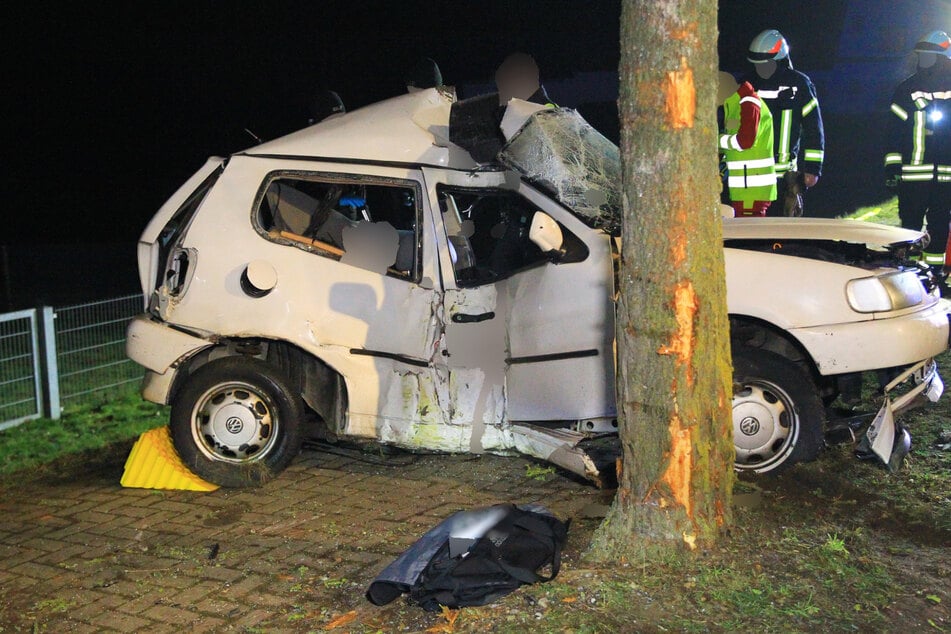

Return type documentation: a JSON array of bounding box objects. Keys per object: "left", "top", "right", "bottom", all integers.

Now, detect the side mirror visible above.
[{"left": 528, "top": 211, "right": 564, "bottom": 260}]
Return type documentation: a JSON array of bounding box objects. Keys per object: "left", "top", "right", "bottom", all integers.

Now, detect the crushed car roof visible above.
[
  {"left": 243, "top": 90, "right": 919, "bottom": 246},
  {"left": 245, "top": 88, "right": 479, "bottom": 169}
]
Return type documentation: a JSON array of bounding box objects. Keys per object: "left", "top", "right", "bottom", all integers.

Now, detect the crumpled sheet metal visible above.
[{"left": 498, "top": 109, "right": 621, "bottom": 235}]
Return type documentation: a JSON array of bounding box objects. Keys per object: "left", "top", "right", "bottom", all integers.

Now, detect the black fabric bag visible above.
[{"left": 366, "top": 503, "right": 569, "bottom": 612}]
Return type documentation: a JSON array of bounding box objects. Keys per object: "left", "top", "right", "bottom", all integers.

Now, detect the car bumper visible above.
[
  {"left": 126, "top": 315, "right": 212, "bottom": 404},
  {"left": 791, "top": 299, "right": 951, "bottom": 375},
  {"left": 860, "top": 358, "right": 942, "bottom": 469}
]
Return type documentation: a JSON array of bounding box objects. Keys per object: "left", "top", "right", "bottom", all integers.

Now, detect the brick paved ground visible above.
[{"left": 0, "top": 443, "right": 608, "bottom": 632}]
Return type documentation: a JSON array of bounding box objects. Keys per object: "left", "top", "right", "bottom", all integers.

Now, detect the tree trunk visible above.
[{"left": 589, "top": 0, "right": 733, "bottom": 557}]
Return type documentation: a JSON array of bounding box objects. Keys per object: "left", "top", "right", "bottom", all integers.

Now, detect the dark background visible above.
[{"left": 0, "top": 1, "right": 926, "bottom": 309}]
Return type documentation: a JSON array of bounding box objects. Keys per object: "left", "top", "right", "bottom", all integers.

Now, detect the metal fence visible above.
[
  {"left": 0, "top": 294, "right": 143, "bottom": 431},
  {"left": 0, "top": 309, "right": 42, "bottom": 430}
]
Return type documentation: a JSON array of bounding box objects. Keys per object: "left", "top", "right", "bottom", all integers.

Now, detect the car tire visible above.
[
  {"left": 170, "top": 357, "right": 304, "bottom": 487},
  {"left": 731, "top": 347, "right": 824, "bottom": 474}
]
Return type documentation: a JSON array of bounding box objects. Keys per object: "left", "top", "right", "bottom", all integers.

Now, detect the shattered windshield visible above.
[{"left": 498, "top": 109, "right": 621, "bottom": 235}]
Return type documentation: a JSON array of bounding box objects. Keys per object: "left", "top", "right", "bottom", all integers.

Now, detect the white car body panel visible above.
[
  {"left": 789, "top": 301, "right": 951, "bottom": 373},
  {"left": 250, "top": 88, "right": 474, "bottom": 168},
  {"left": 722, "top": 216, "right": 926, "bottom": 246},
  {"left": 126, "top": 89, "right": 951, "bottom": 477},
  {"left": 125, "top": 315, "right": 211, "bottom": 374}
]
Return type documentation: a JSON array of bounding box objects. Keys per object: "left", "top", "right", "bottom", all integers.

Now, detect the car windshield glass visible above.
[{"left": 498, "top": 109, "right": 621, "bottom": 235}]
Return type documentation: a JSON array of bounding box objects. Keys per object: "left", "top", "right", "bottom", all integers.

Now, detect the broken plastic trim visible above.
[
  {"left": 856, "top": 358, "right": 943, "bottom": 471},
  {"left": 349, "top": 348, "right": 430, "bottom": 368},
  {"left": 506, "top": 349, "right": 599, "bottom": 365}
]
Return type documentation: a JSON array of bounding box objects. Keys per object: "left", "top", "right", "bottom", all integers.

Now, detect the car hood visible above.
[{"left": 722, "top": 217, "right": 925, "bottom": 248}]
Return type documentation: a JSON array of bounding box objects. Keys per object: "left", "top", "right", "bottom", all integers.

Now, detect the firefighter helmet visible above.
[
  {"left": 747, "top": 29, "right": 790, "bottom": 63},
  {"left": 914, "top": 30, "right": 951, "bottom": 56}
]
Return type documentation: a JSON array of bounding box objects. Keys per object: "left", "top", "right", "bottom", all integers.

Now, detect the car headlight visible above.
[{"left": 846, "top": 271, "right": 925, "bottom": 313}]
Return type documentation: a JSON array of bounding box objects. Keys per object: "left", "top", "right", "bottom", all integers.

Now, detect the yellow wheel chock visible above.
[{"left": 120, "top": 426, "right": 219, "bottom": 491}]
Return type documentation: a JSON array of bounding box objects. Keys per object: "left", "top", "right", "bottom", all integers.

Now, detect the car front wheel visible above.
[
  {"left": 170, "top": 357, "right": 304, "bottom": 487},
  {"left": 731, "top": 347, "right": 824, "bottom": 474}
]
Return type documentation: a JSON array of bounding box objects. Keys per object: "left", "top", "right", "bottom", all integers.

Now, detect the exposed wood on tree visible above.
[
  {"left": 664, "top": 57, "right": 696, "bottom": 129},
  {"left": 588, "top": 0, "right": 734, "bottom": 559}
]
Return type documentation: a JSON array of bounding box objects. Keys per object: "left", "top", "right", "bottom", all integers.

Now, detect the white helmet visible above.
[
  {"left": 914, "top": 30, "right": 951, "bottom": 56},
  {"left": 748, "top": 29, "right": 790, "bottom": 63}
]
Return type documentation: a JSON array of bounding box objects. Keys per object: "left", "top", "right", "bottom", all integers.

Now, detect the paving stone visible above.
[
  {"left": 218, "top": 574, "right": 264, "bottom": 599},
  {"left": 195, "top": 564, "right": 245, "bottom": 583},
  {"left": 142, "top": 603, "right": 202, "bottom": 624},
  {"left": 133, "top": 623, "right": 179, "bottom": 634},
  {"left": 0, "top": 447, "right": 598, "bottom": 632},
  {"left": 89, "top": 606, "right": 153, "bottom": 632},
  {"left": 187, "top": 615, "right": 228, "bottom": 633},
  {"left": 51, "top": 620, "right": 103, "bottom": 634},
  {"left": 9, "top": 560, "right": 65, "bottom": 581},
  {"left": 113, "top": 589, "right": 176, "bottom": 615},
  {"left": 193, "top": 595, "right": 243, "bottom": 618}
]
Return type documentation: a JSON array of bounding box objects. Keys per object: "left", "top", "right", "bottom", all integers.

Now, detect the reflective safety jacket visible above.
[
  {"left": 884, "top": 58, "right": 951, "bottom": 184},
  {"left": 745, "top": 65, "right": 825, "bottom": 177},
  {"left": 719, "top": 89, "right": 777, "bottom": 206}
]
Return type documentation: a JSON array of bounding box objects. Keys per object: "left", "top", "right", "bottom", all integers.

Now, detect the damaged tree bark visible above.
[{"left": 589, "top": 0, "right": 733, "bottom": 556}]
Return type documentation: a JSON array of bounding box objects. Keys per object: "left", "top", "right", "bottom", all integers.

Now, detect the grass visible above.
[
  {"left": 845, "top": 196, "right": 900, "bottom": 224},
  {"left": 0, "top": 388, "right": 167, "bottom": 477}
]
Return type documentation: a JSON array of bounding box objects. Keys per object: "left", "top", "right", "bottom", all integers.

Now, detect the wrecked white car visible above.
[{"left": 126, "top": 88, "right": 950, "bottom": 487}]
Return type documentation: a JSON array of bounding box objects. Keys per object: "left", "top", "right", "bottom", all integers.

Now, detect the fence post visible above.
[{"left": 37, "top": 305, "right": 61, "bottom": 419}]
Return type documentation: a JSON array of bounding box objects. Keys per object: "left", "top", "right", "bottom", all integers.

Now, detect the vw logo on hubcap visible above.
[
  {"left": 225, "top": 416, "right": 244, "bottom": 434},
  {"left": 739, "top": 416, "right": 761, "bottom": 436}
]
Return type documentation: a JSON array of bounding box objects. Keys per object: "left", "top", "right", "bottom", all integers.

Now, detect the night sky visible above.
[
  {"left": 3, "top": 0, "right": 857, "bottom": 250},
  {"left": 5, "top": 2, "right": 623, "bottom": 247}
]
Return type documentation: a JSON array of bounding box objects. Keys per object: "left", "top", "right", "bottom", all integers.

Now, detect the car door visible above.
[
  {"left": 238, "top": 159, "right": 441, "bottom": 363},
  {"left": 212, "top": 158, "right": 446, "bottom": 437},
  {"left": 422, "top": 167, "right": 617, "bottom": 431}
]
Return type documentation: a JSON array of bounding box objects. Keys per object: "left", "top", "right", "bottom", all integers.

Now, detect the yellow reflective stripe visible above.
[
  {"left": 801, "top": 98, "right": 818, "bottom": 117},
  {"left": 803, "top": 149, "right": 824, "bottom": 162},
  {"left": 922, "top": 252, "right": 946, "bottom": 264},
  {"left": 902, "top": 164, "right": 935, "bottom": 172},
  {"left": 891, "top": 103, "right": 908, "bottom": 121},
  {"left": 777, "top": 109, "right": 792, "bottom": 166},
  {"left": 913, "top": 111, "right": 926, "bottom": 164},
  {"left": 937, "top": 165, "right": 951, "bottom": 173},
  {"left": 884, "top": 153, "right": 902, "bottom": 165},
  {"left": 902, "top": 173, "right": 934, "bottom": 181}
]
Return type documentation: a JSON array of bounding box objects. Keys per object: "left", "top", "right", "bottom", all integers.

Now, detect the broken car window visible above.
[
  {"left": 256, "top": 174, "right": 420, "bottom": 280},
  {"left": 437, "top": 186, "right": 553, "bottom": 287}
]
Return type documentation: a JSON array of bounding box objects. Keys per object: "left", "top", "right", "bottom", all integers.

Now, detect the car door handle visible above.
[{"left": 451, "top": 311, "right": 495, "bottom": 323}]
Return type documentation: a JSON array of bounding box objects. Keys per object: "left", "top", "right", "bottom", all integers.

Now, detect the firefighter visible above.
[
  {"left": 885, "top": 30, "right": 951, "bottom": 272},
  {"left": 744, "top": 29, "right": 825, "bottom": 217},
  {"left": 718, "top": 72, "right": 777, "bottom": 217}
]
